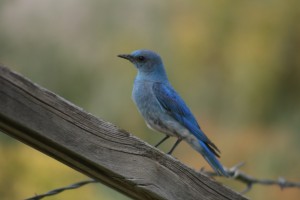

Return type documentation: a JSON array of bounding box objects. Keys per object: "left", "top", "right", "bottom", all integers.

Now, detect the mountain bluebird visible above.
[{"left": 118, "top": 49, "right": 227, "bottom": 176}]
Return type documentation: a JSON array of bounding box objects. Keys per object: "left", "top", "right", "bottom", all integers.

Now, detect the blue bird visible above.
[{"left": 118, "top": 49, "right": 228, "bottom": 176}]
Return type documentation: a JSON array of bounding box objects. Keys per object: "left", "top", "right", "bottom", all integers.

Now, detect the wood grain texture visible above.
[{"left": 0, "top": 65, "right": 247, "bottom": 200}]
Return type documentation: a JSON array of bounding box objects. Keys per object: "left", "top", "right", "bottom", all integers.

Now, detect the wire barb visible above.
[{"left": 200, "top": 162, "right": 300, "bottom": 194}]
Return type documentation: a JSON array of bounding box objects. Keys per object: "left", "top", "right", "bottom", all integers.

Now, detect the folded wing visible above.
[{"left": 152, "top": 82, "right": 220, "bottom": 157}]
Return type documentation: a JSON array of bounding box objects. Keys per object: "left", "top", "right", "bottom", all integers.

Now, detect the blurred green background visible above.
[{"left": 0, "top": 0, "right": 299, "bottom": 199}]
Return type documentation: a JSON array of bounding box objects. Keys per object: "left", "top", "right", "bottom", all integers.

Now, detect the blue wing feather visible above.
[{"left": 152, "top": 82, "right": 220, "bottom": 156}]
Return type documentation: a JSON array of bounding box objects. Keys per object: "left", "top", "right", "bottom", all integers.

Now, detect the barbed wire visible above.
[
  {"left": 25, "top": 162, "right": 300, "bottom": 199},
  {"left": 25, "top": 179, "right": 99, "bottom": 200},
  {"left": 201, "top": 162, "right": 300, "bottom": 194}
]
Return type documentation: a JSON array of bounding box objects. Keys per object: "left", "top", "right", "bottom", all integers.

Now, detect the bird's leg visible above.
[
  {"left": 167, "top": 138, "right": 182, "bottom": 155},
  {"left": 154, "top": 135, "right": 170, "bottom": 148}
]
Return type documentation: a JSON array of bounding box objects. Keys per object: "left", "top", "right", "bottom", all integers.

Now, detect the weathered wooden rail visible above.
[{"left": 0, "top": 65, "right": 246, "bottom": 200}]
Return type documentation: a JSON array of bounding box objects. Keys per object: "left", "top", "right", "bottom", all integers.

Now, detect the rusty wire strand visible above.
[
  {"left": 25, "top": 162, "right": 300, "bottom": 199},
  {"left": 25, "top": 179, "right": 99, "bottom": 200}
]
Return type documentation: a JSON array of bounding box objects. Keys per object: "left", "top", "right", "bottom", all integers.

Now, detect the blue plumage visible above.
[
  {"left": 153, "top": 82, "right": 219, "bottom": 154},
  {"left": 118, "top": 49, "right": 228, "bottom": 176}
]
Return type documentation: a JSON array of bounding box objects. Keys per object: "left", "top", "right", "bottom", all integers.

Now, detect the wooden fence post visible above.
[{"left": 0, "top": 65, "right": 246, "bottom": 200}]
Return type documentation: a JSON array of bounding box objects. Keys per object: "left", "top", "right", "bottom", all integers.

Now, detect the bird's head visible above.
[{"left": 118, "top": 49, "right": 168, "bottom": 82}]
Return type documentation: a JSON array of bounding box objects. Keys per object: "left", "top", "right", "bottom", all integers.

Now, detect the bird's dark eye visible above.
[{"left": 137, "top": 56, "right": 145, "bottom": 62}]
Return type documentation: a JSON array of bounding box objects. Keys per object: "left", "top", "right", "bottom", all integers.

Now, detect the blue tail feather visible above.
[{"left": 200, "top": 141, "right": 228, "bottom": 177}]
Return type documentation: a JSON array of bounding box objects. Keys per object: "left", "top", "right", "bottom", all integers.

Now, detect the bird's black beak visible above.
[{"left": 117, "top": 54, "right": 134, "bottom": 62}]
